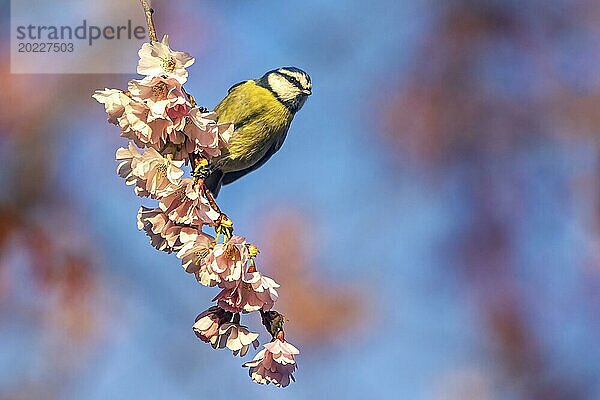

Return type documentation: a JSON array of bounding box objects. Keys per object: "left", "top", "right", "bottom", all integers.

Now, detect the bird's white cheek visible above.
[
  {"left": 268, "top": 75, "right": 299, "bottom": 101},
  {"left": 280, "top": 89, "right": 301, "bottom": 102}
]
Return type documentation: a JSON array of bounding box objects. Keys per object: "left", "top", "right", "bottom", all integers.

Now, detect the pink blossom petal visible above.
[{"left": 137, "top": 35, "right": 194, "bottom": 84}]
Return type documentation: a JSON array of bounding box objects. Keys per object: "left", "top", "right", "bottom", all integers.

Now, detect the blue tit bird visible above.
[{"left": 204, "top": 67, "right": 312, "bottom": 197}]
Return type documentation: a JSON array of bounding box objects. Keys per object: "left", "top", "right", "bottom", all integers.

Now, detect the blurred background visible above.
[{"left": 1, "top": 0, "right": 600, "bottom": 398}]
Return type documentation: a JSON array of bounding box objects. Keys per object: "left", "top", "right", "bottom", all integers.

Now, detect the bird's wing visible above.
[
  {"left": 204, "top": 169, "right": 224, "bottom": 198},
  {"left": 215, "top": 81, "right": 263, "bottom": 130},
  {"left": 221, "top": 131, "right": 288, "bottom": 186}
]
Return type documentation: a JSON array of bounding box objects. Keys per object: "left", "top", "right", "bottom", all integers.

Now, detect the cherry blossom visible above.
[
  {"left": 183, "top": 108, "right": 233, "bottom": 159},
  {"left": 96, "top": 27, "right": 300, "bottom": 387},
  {"left": 116, "top": 144, "right": 184, "bottom": 198},
  {"left": 176, "top": 233, "right": 217, "bottom": 278},
  {"left": 193, "top": 306, "right": 231, "bottom": 346},
  {"left": 193, "top": 307, "right": 260, "bottom": 357},
  {"left": 115, "top": 142, "right": 145, "bottom": 194},
  {"left": 159, "top": 178, "right": 219, "bottom": 225},
  {"left": 217, "top": 323, "right": 259, "bottom": 357},
  {"left": 137, "top": 35, "right": 195, "bottom": 84},
  {"left": 214, "top": 269, "right": 279, "bottom": 313},
  {"left": 92, "top": 88, "right": 131, "bottom": 124},
  {"left": 137, "top": 207, "right": 201, "bottom": 254},
  {"left": 243, "top": 337, "right": 299, "bottom": 387},
  {"left": 204, "top": 235, "right": 249, "bottom": 283},
  {"left": 128, "top": 76, "right": 191, "bottom": 122},
  {"left": 119, "top": 97, "right": 188, "bottom": 149},
  {"left": 133, "top": 148, "right": 184, "bottom": 197}
]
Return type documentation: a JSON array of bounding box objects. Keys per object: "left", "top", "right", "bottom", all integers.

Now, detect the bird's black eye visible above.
[{"left": 278, "top": 73, "right": 303, "bottom": 92}]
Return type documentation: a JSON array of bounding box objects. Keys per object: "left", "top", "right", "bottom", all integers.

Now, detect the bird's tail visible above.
[{"left": 204, "top": 169, "right": 224, "bottom": 198}]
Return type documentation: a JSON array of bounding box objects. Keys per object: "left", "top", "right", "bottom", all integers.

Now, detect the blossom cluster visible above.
[
  {"left": 94, "top": 37, "right": 232, "bottom": 161},
  {"left": 94, "top": 35, "right": 298, "bottom": 387},
  {"left": 244, "top": 332, "right": 299, "bottom": 387}
]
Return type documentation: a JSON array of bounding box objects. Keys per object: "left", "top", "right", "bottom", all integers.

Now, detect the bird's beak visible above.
[{"left": 302, "top": 89, "right": 312, "bottom": 95}]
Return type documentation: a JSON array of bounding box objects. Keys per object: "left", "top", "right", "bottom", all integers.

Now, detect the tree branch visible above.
[{"left": 140, "top": 0, "right": 158, "bottom": 42}]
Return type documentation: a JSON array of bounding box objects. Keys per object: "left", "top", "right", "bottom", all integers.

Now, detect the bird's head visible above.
[{"left": 258, "top": 67, "right": 312, "bottom": 113}]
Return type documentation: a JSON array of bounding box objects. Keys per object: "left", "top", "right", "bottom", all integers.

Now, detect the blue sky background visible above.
[{"left": 1, "top": 1, "right": 600, "bottom": 399}]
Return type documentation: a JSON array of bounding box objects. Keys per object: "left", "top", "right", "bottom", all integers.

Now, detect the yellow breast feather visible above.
[{"left": 214, "top": 81, "right": 293, "bottom": 172}]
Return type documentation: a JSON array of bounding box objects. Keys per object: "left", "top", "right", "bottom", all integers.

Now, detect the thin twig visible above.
[
  {"left": 140, "top": 0, "right": 158, "bottom": 42},
  {"left": 136, "top": 0, "right": 289, "bottom": 351},
  {"left": 189, "top": 154, "right": 222, "bottom": 215},
  {"left": 203, "top": 186, "right": 222, "bottom": 215}
]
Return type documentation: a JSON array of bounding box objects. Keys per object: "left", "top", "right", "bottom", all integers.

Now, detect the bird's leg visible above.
[
  {"left": 192, "top": 156, "right": 210, "bottom": 180},
  {"left": 191, "top": 152, "right": 222, "bottom": 182},
  {"left": 214, "top": 212, "right": 234, "bottom": 240}
]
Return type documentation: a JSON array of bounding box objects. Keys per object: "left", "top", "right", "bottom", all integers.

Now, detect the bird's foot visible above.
[
  {"left": 192, "top": 157, "right": 211, "bottom": 180},
  {"left": 214, "top": 213, "right": 234, "bottom": 240}
]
